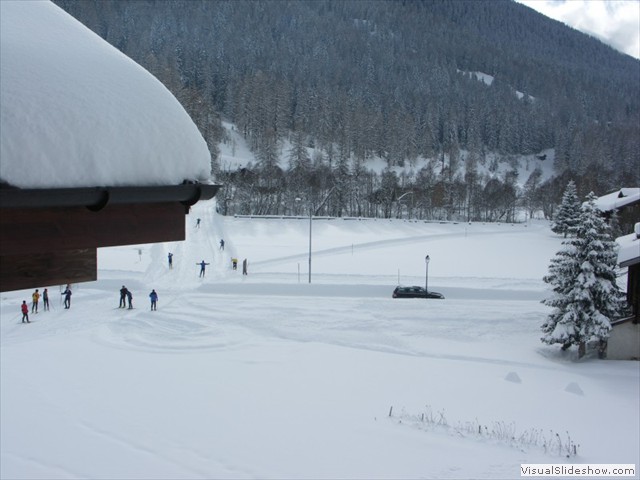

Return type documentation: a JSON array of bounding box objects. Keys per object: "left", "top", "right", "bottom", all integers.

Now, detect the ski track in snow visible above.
[
  {"left": 0, "top": 203, "right": 564, "bottom": 368},
  {"left": 249, "top": 226, "right": 532, "bottom": 268}
]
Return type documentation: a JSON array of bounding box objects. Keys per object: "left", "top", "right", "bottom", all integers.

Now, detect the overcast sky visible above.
[{"left": 516, "top": 0, "right": 640, "bottom": 59}]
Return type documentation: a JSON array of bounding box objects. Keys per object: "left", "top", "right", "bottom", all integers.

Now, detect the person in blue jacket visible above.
[
  {"left": 197, "top": 260, "right": 210, "bottom": 277},
  {"left": 149, "top": 289, "right": 158, "bottom": 311}
]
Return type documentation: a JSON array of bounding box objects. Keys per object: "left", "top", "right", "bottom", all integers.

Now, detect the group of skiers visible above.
[
  {"left": 20, "top": 285, "right": 72, "bottom": 323},
  {"left": 20, "top": 234, "right": 242, "bottom": 323},
  {"left": 167, "top": 240, "right": 248, "bottom": 277},
  {"left": 119, "top": 285, "right": 159, "bottom": 311},
  {"left": 199, "top": 256, "right": 249, "bottom": 275},
  {"left": 119, "top": 285, "right": 133, "bottom": 309},
  {"left": 231, "top": 257, "right": 249, "bottom": 275}
]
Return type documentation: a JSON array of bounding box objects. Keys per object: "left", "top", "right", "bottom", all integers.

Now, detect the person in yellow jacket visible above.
[{"left": 31, "top": 289, "right": 40, "bottom": 313}]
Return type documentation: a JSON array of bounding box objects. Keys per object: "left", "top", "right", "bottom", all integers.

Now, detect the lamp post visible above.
[
  {"left": 297, "top": 187, "right": 336, "bottom": 284},
  {"left": 295, "top": 197, "right": 312, "bottom": 283},
  {"left": 425, "top": 255, "right": 430, "bottom": 296},
  {"left": 307, "top": 203, "right": 312, "bottom": 283}
]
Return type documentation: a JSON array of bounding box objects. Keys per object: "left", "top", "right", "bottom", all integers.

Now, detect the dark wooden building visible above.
[
  {"left": 606, "top": 223, "right": 640, "bottom": 360},
  {"left": 594, "top": 188, "right": 640, "bottom": 235},
  {"left": 0, "top": 184, "right": 218, "bottom": 292},
  {"left": 618, "top": 228, "right": 640, "bottom": 323}
]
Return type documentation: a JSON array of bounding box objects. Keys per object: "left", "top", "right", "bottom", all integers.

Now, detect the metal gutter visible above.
[{"left": 0, "top": 184, "right": 220, "bottom": 211}]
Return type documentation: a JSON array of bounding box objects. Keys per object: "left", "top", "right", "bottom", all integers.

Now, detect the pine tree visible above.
[
  {"left": 541, "top": 192, "right": 625, "bottom": 358},
  {"left": 551, "top": 180, "right": 581, "bottom": 237}
]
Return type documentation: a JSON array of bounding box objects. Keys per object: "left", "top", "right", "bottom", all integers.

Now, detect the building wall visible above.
[
  {"left": 608, "top": 321, "right": 640, "bottom": 360},
  {"left": 627, "top": 264, "right": 639, "bottom": 321},
  {"left": 619, "top": 203, "right": 640, "bottom": 235}
]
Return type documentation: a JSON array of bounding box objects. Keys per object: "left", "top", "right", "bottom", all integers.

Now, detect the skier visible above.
[
  {"left": 149, "top": 289, "right": 158, "bottom": 311},
  {"left": 232, "top": 258, "right": 238, "bottom": 270},
  {"left": 126, "top": 289, "right": 133, "bottom": 309},
  {"left": 21, "top": 301, "right": 30, "bottom": 323},
  {"left": 242, "top": 258, "right": 248, "bottom": 276},
  {"left": 119, "top": 285, "right": 128, "bottom": 308},
  {"left": 43, "top": 288, "right": 49, "bottom": 311},
  {"left": 196, "top": 218, "right": 201, "bottom": 228},
  {"left": 61, "top": 286, "right": 72, "bottom": 309},
  {"left": 197, "top": 260, "right": 210, "bottom": 277},
  {"left": 220, "top": 239, "right": 225, "bottom": 250},
  {"left": 31, "top": 289, "right": 40, "bottom": 313},
  {"left": 168, "top": 252, "right": 173, "bottom": 269}
]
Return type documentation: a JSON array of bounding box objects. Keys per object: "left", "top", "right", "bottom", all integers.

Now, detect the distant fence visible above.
[{"left": 233, "top": 214, "right": 468, "bottom": 225}]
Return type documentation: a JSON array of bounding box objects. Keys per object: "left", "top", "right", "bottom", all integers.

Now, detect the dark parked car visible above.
[{"left": 392, "top": 286, "right": 444, "bottom": 299}]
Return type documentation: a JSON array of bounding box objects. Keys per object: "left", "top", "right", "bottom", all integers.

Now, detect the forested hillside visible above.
[{"left": 55, "top": 0, "right": 639, "bottom": 221}]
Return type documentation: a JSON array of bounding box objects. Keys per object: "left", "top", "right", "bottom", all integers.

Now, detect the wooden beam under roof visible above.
[
  {"left": 0, "top": 203, "right": 186, "bottom": 256},
  {"left": 0, "top": 184, "right": 220, "bottom": 292},
  {"left": 0, "top": 249, "right": 96, "bottom": 292}
]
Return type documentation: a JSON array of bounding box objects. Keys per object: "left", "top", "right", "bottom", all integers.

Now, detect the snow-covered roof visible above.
[
  {"left": 591, "top": 188, "right": 640, "bottom": 212},
  {"left": 616, "top": 224, "right": 640, "bottom": 267},
  {"left": 0, "top": 0, "right": 211, "bottom": 189}
]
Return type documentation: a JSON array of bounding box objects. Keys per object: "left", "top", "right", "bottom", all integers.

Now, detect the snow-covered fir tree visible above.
[
  {"left": 541, "top": 192, "right": 625, "bottom": 358},
  {"left": 551, "top": 180, "right": 581, "bottom": 237}
]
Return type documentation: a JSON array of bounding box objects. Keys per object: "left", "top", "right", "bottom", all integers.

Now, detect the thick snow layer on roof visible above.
[
  {"left": 616, "top": 226, "right": 640, "bottom": 266},
  {"left": 592, "top": 188, "right": 640, "bottom": 212},
  {"left": 0, "top": 0, "right": 211, "bottom": 189}
]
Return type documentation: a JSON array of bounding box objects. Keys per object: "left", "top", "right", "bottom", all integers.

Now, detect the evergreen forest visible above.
[{"left": 55, "top": 0, "right": 640, "bottom": 221}]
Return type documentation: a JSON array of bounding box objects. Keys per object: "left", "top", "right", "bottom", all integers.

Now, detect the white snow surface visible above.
[
  {"left": 0, "top": 0, "right": 211, "bottom": 189},
  {"left": 2, "top": 203, "right": 639, "bottom": 479}
]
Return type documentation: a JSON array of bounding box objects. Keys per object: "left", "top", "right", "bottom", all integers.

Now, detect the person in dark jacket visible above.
[
  {"left": 126, "top": 290, "right": 133, "bottom": 309},
  {"left": 43, "top": 288, "right": 49, "bottom": 311},
  {"left": 21, "top": 301, "right": 30, "bottom": 323},
  {"left": 149, "top": 289, "right": 158, "bottom": 311},
  {"left": 168, "top": 252, "right": 173, "bottom": 269},
  {"left": 242, "top": 258, "right": 248, "bottom": 275},
  {"left": 119, "top": 285, "right": 128, "bottom": 308},
  {"left": 62, "top": 286, "right": 72, "bottom": 309},
  {"left": 197, "top": 260, "right": 210, "bottom": 277}
]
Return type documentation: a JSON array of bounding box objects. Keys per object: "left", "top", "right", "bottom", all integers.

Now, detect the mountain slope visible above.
[{"left": 54, "top": 0, "right": 640, "bottom": 209}]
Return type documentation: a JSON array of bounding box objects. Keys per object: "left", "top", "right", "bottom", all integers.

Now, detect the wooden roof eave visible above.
[{"left": 0, "top": 184, "right": 220, "bottom": 212}]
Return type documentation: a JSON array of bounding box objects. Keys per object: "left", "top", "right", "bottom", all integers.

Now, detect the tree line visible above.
[{"left": 55, "top": 0, "right": 640, "bottom": 220}]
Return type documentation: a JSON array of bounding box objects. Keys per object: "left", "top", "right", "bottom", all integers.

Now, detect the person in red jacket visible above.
[{"left": 21, "top": 301, "right": 29, "bottom": 323}]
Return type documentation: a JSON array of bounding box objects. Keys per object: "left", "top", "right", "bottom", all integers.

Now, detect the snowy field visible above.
[{"left": 1, "top": 199, "right": 639, "bottom": 479}]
